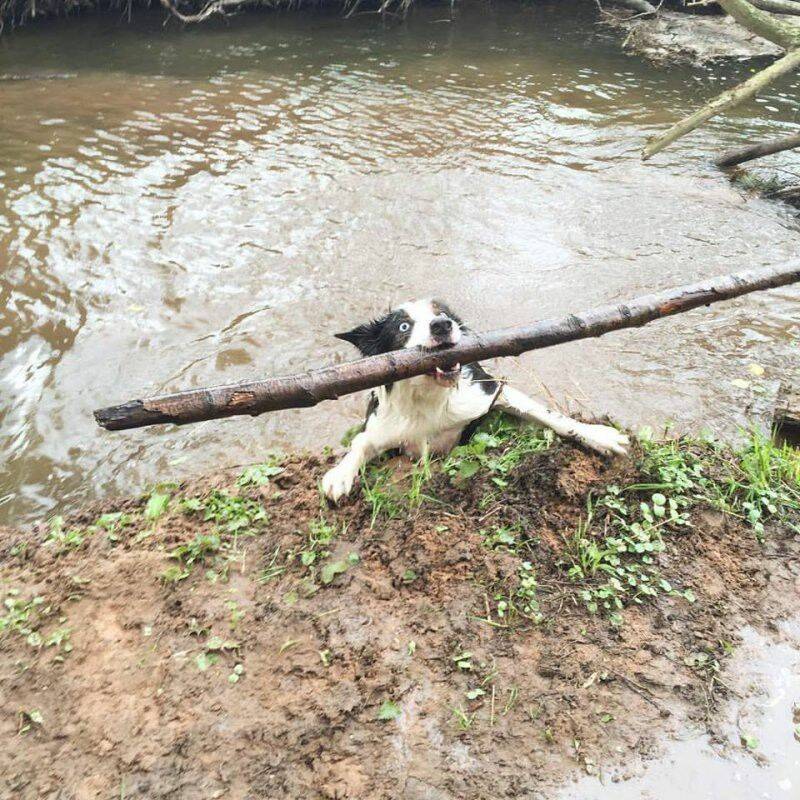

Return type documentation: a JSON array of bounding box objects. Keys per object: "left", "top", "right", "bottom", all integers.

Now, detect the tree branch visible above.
[
  {"left": 94, "top": 261, "right": 800, "bottom": 431},
  {"left": 642, "top": 47, "right": 800, "bottom": 160},
  {"left": 717, "top": 0, "right": 800, "bottom": 48},
  {"left": 715, "top": 131, "right": 800, "bottom": 166},
  {"left": 747, "top": 0, "right": 800, "bottom": 19}
]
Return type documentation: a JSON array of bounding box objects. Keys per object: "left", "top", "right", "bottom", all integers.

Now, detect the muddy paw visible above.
[
  {"left": 321, "top": 463, "right": 358, "bottom": 502},
  {"left": 578, "top": 424, "right": 630, "bottom": 457}
]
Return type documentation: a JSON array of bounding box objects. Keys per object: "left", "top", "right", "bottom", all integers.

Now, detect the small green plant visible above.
[
  {"left": 480, "top": 524, "right": 518, "bottom": 552},
  {"left": 377, "top": 700, "right": 402, "bottom": 721},
  {"left": 46, "top": 516, "right": 88, "bottom": 550},
  {"left": 144, "top": 491, "right": 171, "bottom": 521},
  {"left": 360, "top": 464, "right": 406, "bottom": 526},
  {"left": 93, "top": 512, "right": 134, "bottom": 543},
  {"left": 443, "top": 414, "right": 552, "bottom": 486},
  {"left": 1, "top": 592, "right": 48, "bottom": 647},
  {"left": 18, "top": 709, "right": 44, "bottom": 735},
  {"left": 1, "top": 590, "right": 72, "bottom": 655},
  {"left": 451, "top": 705, "right": 475, "bottom": 730},
  {"left": 722, "top": 432, "right": 800, "bottom": 538},
  {"left": 181, "top": 491, "right": 268, "bottom": 537},
  {"left": 237, "top": 457, "right": 284, "bottom": 488}
]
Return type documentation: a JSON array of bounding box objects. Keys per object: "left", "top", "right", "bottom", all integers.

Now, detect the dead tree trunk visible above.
[
  {"left": 94, "top": 261, "right": 800, "bottom": 431},
  {"left": 715, "top": 132, "right": 800, "bottom": 168}
]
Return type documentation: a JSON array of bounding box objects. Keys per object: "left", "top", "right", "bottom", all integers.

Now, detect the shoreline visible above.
[{"left": 3, "top": 416, "right": 799, "bottom": 797}]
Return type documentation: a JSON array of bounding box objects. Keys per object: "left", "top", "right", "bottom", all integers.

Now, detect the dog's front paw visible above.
[
  {"left": 322, "top": 462, "right": 358, "bottom": 503},
  {"left": 577, "top": 424, "right": 630, "bottom": 457}
]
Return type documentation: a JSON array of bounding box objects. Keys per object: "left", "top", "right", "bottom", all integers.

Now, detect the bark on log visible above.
[
  {"left": 748, "top": 0, "right": 800, "bottom": 17},
  {"left": 715, "top": 131, "right": 800, "bottom": 167},
  {"left": 94, "top": 261, "right": 800, "bottom": 431}
]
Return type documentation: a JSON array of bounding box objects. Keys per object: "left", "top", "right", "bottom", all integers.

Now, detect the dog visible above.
[{"left": 322, "top": 299, "right": 629, "bottom": 501}]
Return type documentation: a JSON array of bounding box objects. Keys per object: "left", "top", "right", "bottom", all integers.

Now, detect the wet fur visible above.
[{"left": 322, "top": 299, "right": 629, "bottom": 501}]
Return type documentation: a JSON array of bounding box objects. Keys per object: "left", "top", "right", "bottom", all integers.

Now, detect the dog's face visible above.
[{"left": 335, "top": 299, "right": 464, "bottom": 385}]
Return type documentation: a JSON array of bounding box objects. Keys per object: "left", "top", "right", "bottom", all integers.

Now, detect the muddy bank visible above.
[
  {"left": 2, "top": 418, "right": 798, "bottom": 798},
  {"left": 606, "top": 8, "right": 782, "bottom": 64}
]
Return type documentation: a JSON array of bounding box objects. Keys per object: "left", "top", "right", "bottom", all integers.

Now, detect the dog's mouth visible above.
[{"left": 428, "top": 363, "right": 461, "bottom": 386}]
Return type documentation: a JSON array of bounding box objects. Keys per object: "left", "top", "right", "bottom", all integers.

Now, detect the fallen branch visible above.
[
  {"left": 748, "top": 0, "right": 800, "bottom": 17},
  {"left": 642, "top": 47, "right": 800, "bottom": 160},
  {"left": 715, "top": 131, "right": 800, "bottom": 167},
  {"left": 718, "top": 0, "right": 800, "bottom": 48},
  {"left": 94, "top": 261, "right": 800, "bottom": 431}
]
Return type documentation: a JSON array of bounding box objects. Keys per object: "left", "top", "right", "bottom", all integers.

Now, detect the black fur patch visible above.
[
  {"left": 334, "top": 309, "right": 414, "bottom": 357},
  {"left": 463, "top": 362, "right": 498, "bottom": 396}
]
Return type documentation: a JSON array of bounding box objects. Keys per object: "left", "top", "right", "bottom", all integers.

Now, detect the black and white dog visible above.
[{"left": 322, "top": 299, "right": 629, "bottom": 501}]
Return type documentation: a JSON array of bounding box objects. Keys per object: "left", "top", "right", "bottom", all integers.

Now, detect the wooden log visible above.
[
  {"left": 715, "top": 132, "right": 800, "bottom": 168},
  {"left": 94, "top": 261, "right": 800, "bottom": 432},
  {"left": 642, "top": 48, "right": 800, "bottom": 160}
]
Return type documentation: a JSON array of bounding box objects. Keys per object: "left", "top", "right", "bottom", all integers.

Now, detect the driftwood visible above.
[
  {"left": 715, "top": 131, "right": 800, "bottom": 168},
  {"left": 94, "top": 262, "right": 800, "bottom": 431},
  {"left": 642, "top": 0, "right": 800, "bottom": 160}
]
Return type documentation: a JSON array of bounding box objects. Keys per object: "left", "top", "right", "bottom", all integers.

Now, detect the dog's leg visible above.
[
  {"left": 496, "top": 386, "right": 629, "bottom": 456},
  {"left": 322, "top": 427, "right": 398, "bottom": 502}
]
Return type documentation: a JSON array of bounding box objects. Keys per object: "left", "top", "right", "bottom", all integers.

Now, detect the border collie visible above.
[{"left": 322, "top": 299, "right": 629, "bottom": 501}]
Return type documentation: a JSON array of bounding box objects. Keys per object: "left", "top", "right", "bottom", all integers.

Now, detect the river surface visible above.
[{"left": 0, "top": 1, "right": 798, "bottom": 528}]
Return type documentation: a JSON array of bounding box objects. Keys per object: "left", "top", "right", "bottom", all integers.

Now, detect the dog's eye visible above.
[{"left": 399, "top": 322, "right": 410, "bottom": 333}]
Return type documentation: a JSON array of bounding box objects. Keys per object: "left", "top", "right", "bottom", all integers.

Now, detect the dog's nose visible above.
[{"left": 430, "top": 317, "right": 453, "bottom": 337}]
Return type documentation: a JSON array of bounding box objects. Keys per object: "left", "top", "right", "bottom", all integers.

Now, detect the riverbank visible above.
[
  {"left": 2, "top": 416, "right": 798, "bottom": 798},
  {"left": 0, "top": 0, "right": 787, "bottom": 67}
]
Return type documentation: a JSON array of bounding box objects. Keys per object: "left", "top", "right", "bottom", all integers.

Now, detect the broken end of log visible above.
[{"left": 94, "top": 400, "right": 176, "bottom": 431}]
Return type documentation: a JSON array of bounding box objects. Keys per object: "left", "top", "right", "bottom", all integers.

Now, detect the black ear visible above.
[{"left": 334, "top": 321, "right": 381, "bottom": 355}]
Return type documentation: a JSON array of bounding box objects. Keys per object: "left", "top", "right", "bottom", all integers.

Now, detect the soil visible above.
[
  {"left": 1, "top": 440, "right": 799, "bottom": 799},
  {"left": 606, "top": 9, "right": 782, "bottom": 64}
]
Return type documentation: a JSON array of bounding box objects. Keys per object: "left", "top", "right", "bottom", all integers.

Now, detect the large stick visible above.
[
  {"left": 94, "top": 262, "right": 800, "bottom": 431},
  {"left": 715, "top": 131, "right": 800, "bottom": 168}
]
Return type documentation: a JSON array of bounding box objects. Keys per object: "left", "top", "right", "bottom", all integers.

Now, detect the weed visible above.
[
  {"left": 168, "top": 491, "right": 269, "bottom": 581},
  {"left": 480, "top": 524, "right": 519, "bottom": 553},
  {"left": 18, "top": 709, "right": 43, "bottom": 735},
  {"left": 377, "top": 700, "right": 402, "bottom": 721},
  {"left": 1, "top": 590, "right": 72, "bottom": 655},
  {"left": 443, "top": 414, "right": 552, "bottom": 486},
  {"left": 259, "top": 545, "right": 287, "bottom": 584},
  {"left": 451, "top": 705, "right": 475, "bottom": 730},
  {"left": 237, "top": 456, "right": 284, "bottom": 488},
  {"left": 360, "top": 464, "right": 406, "bottom": 526},
  {"left": 93, "top": 512, "right": 134, "bottom": 543},
  {"left": 46, "top": 516, "right": 87, "bottom": 550},
  {"left": 144, "top": 491, "right": 171, "bottom": 521},
  {"left": 181, "top": 491, "right": 267, "bottom": 538},
  {"left": 721, "top": 432, "right": 800, "bottom": 538}
]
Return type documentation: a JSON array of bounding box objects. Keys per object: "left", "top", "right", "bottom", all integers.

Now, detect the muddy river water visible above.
[
  {"left": 0, "top": 1, "right": 799, "bottom": 793},
  {"left": 1, "top": 1, "right": 798, "bottom": 527}
]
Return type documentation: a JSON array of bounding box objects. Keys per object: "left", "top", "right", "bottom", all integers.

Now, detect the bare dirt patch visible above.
[{"left": 1, "top": 433, "right": 799, "bottom": 799}]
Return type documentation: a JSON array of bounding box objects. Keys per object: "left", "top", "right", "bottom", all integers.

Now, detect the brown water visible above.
[{"left": 1, "top": 0, "right": 799, "bottom": 528}]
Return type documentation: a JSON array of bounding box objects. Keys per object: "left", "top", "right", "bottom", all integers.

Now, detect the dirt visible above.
[
  {"left": 606, "top": 9, "right": 782, "bottom": 64},
  {"left": 1, "top": 441, "right": 799, "bottom": 800}
]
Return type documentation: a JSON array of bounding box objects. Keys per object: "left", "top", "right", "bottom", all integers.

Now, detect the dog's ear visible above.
[{"left": 334, "top": 321, "right": 382, "bottom": 355}]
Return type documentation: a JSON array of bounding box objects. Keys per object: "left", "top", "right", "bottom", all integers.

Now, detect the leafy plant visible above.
[
  {"left": 237, "top": 458, "right": 284, "bottom": 488},
  {"left": 377, "top": 700, "right": 402, "bottom": 721},
  {"left": 443, "top": 414, "right": 552, "bottom": 486}
]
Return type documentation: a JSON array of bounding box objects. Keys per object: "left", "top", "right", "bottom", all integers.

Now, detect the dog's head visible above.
[{"left": 335, "top": 299, "right": 464, "bottom": 385}]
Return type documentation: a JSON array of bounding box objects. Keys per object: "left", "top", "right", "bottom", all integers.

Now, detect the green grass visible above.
[
  {"left": 359, "top": 413, "right": 552, "bottom": 525},
  {"left": 560, "top": 429, "right": 799, "bottom": 620},
  {"left": 165, "top": 490, "right": 269, "bottom": 581}
]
